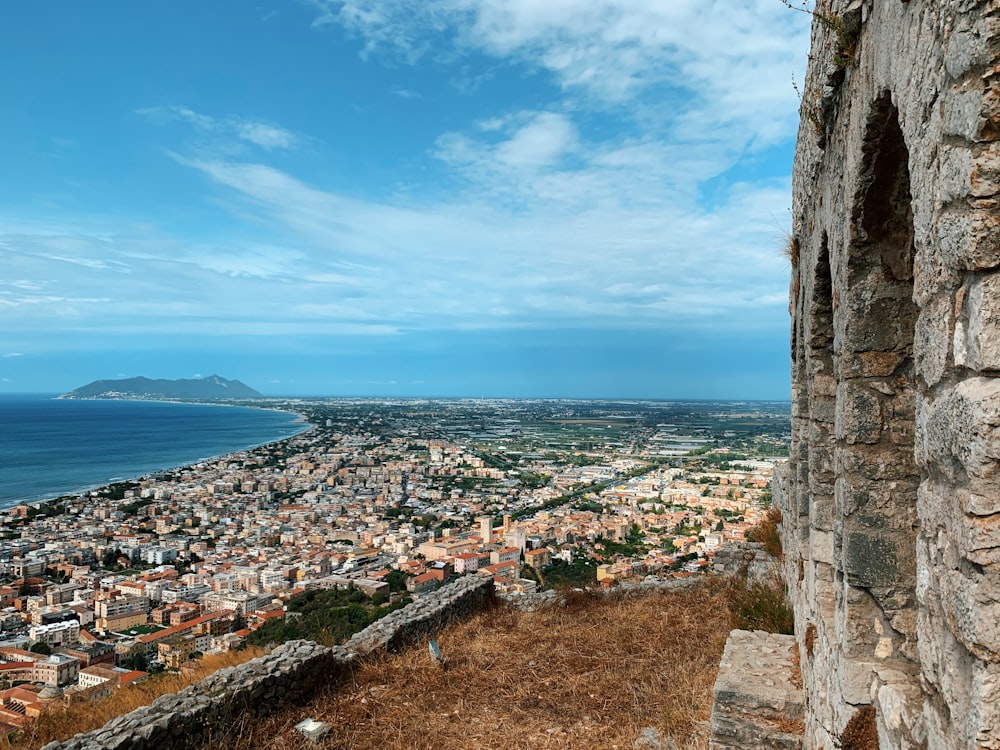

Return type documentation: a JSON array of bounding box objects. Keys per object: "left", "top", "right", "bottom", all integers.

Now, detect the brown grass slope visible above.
[{"left": 206, "top": 584, "right": 735, "bottom": 750}]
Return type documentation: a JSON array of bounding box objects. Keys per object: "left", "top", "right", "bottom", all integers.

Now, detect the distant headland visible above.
[{"left": 59, "top": 374, "right": 263, "bottom": 400}]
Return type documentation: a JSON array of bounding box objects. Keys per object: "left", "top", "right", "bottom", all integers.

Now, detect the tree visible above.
[
  {"left": 230, "top": 613, "right": 247, "bottom": 633},
  {"left": 385, "top": 570, "right": 409, "bottom": 592},
  {"left": 122, "top": 652, "right": 148, "bottom": 671},
  {"left": 29, "top": 642, "right": 53, "bottom": 656}
]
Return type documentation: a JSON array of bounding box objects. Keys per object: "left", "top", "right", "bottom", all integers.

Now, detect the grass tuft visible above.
[
  {"left": 746, "top": 507, "right": 784, "bottom": 559},
  {"left": 805, "top": 623, "right": 817, "bottom": 658},
  {"left": 782, "top": 233, "right": 801, "bottom": 268},
  {"left": 721, "top": 574, "right": 795, "bottom": 635}
]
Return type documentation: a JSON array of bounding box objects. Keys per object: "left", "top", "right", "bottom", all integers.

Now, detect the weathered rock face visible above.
[{"left": 779, "top": 2, "right": 1000, "bottom": 749}]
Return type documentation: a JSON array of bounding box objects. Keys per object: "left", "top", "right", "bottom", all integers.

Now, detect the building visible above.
[
  {"left": 489, "top": 547, "right": 521, "bottom": 565},
  {"left": 94, "top": 595, "right": 149, "bottom": 632},
  {"left": 202, "top": 591, "right": 263, "bottom": 616},
  {"left": 28, "top": 620, "right": 80, "bottom": 647},
  {"left": 524, "top": 548, "right": 551, "bottom": 570},
  {"left": 477, "top": 516, "right": 493, "bottom": 544},
  {"left": 77, "top": 664, "right": 123, "bottom": 691},
  {"left": 32, "top": 654, "right": 80, "bottom": 687},
  {"left": 453, "top": 552, "right": 484, "bottom": 574}
]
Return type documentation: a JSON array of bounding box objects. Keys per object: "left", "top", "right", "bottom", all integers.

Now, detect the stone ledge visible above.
[{"left": 709, "top": 629, "right": 805, "bottom": 750}]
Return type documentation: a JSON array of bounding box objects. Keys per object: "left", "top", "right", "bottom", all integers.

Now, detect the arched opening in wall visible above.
[
  {"left": 835, "top": 92, "right": 920, "bottom": 704},
  {"left": 807, "top": 232, "right": 836, "bottom": 627}
]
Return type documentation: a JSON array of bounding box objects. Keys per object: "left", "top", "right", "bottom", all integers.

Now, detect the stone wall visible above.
[
  {"left": 778, "top": 2, "right": 1000, "bottom": 749},
  {"left": 40, "top": 575, "right": 494, "bottom": 750}
]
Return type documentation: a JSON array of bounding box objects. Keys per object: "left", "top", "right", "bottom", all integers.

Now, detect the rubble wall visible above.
[
  {"left": 39, "top": 576, "right": 495, "bottom": 750},
  {"left": 779, "top": 1, "right": 1000, "bottom": 749}
]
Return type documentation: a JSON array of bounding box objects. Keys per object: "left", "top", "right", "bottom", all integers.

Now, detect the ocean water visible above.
[{"left": 0, "top": 395, "right": 307, "bottom": 508}]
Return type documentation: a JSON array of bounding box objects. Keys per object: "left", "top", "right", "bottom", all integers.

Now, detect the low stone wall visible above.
[
  {"left": 500, "top": 574, "right": 701, "bottom": 612},
  {"left": 41, "top": 575, "right": 495, "bottom": 750},
  {"left": 709, "top": 629, "right": 805, "bottom": 750},
  {"left": 712, "top": 542, "right": 775, "bottom": 581}
]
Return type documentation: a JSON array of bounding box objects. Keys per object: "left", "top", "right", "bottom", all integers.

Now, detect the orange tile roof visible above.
[{"left": 137, "top": 612, "right": 224, "bottom": 644}]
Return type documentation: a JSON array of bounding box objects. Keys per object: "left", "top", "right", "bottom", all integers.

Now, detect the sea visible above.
[{"left": 0, "top": 394, "right": 308, "bottom": 509}]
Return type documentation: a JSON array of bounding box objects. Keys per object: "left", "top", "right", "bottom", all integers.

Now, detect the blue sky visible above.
[{"left": 0, "top": 1, "right": 811, "bottom": 398}]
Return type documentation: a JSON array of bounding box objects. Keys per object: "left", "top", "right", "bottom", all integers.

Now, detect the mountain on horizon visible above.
[{"left": 60, "top": 375, "right": 263, "bottom": 401}]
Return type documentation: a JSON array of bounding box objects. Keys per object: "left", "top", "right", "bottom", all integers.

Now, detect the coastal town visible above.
[{"left": 0, "top": 399, "right": 788, "bottom": 729}]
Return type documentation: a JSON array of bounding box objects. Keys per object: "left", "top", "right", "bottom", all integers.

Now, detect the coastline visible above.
[{"left": 0, "top": 397, "right": 313, "bottom": 509}]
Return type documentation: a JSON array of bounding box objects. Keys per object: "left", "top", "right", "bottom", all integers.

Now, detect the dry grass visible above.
[
  {"left": 805, "top": 623, "right": 817, "bottom": 658},
  {"left": 838, "top": 705, "right": 879, "bottom": 750},
  {"left": 205, "top": 585, "right": 734, "bottom": 750},
  {"left": 9, "top": 647, "right": 264, "bottom": 750},
  {"left": 781, "top": 233, "right": 801, "bottom": 268},
  {"left": 746, "top": 507, "right": 783, "bottom": 560},
  {"left": 719, "top": 574, "right": 794, "bottom": 635}
]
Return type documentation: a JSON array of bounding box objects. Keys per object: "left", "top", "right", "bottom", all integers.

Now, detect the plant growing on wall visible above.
[{"left": 779, "top": 0, "right": 858, "bottom": 69}]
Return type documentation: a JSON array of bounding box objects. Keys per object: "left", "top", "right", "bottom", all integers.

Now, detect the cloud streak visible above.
[{"left": 137, "top": 106, "right": 300, "bottom": 151}]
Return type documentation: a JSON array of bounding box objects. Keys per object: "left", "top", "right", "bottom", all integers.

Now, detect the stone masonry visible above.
[
  {"left": 778, "top": 1, "right": 1000, "bottom": 749},
  {"left": 710, "top": 630, "right": 805, "bottom": 750}
]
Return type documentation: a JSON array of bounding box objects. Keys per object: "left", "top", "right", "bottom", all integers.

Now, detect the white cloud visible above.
[
  {"left": 137, "top": 106, "right": 299, "bottom": 151},
  {"left": 0, "top": 131, "right": 792, "bottom": 345},
  {"left": 0, "top": 2, "right": 809, "bottom": 352},
  {"left": 136, "top": 105, "right": 215, "bottom": 130},
  {"left": 390, "top": 86, "right": 424, "bottom": 100},
  {"left": 235, "top": 121, "right": 298, "bottom": 150},
  {"left": 314, "top": 0, "right": 810, "bottom": 150}
]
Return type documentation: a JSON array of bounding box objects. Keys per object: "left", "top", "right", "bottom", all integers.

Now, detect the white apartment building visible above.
[
  {"left": 202, "top": 591, "right": 263, "bottom": 616},
  {"left": 260, "top": 568, "right": 291, "bottom": 592},
  {"left": 29, "top": 619, "right": 80, "bottom": 647}
]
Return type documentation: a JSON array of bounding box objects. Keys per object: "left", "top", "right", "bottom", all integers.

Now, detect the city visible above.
[{"left": 0, "top": 399, "right": 788, "bottom": 728}]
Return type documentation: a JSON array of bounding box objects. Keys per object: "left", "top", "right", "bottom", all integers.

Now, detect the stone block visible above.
[
  {"left": 812, "top": 374, "right": 837, "bottom": 398},
  {"left": 811, "top": 529, "right": 835, "bottom": 565},
  {"left": 971, "top": 146, "right": 1000, "bottom": 198},
  {"left": 941, "top": 87, "right": 990, "bottom": 142},
  {"left": 938, "top": 144, "right": 973, "bottom": 203},
  {"left": 709, "top": 630, "right": 804, "bottom": 750},
  {"left": 938, "top": 566, "right": 1000, "bottom": 657},
  {"left": 836, "top": 382, "right": 883, "bottom": 444},
  {"left": 844, "top": 296, "right": 909, "bottom": 354},
  {"left": 971, "top": 663, "right": 1000, "bottom": 750},
  {"left": 839, "top": 658, "right": 879, "bottom": 706},
  {"left": 962, "top": 271, "right": 1000, "bottom": 371},
  {"left": 921, "top": 377, "right": 1000, "bottom": 482},
  {"left": 873, "top": 667, "right": 926, "bottom": 750},
  {"left": 936, "top": 209, "right": 1000, "bottom": 273},
  {"left": 844, "top": 525, "right": 901, "bottom": 588},
  {"left": 811, "top": 395, "right": 836, "bottom": 425},
  {"left": 944, "top": 15, "right": 996, "bottom": 80},
  {"left": 913, "top": 294, "right": 950, "bottom": 388}
]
